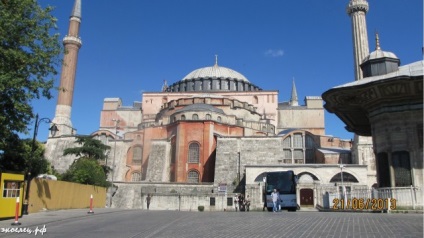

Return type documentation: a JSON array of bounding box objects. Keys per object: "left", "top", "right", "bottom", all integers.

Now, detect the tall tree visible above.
[
  {"left": 0, "top": 0, "right": 61, "bottom": 151},
  {"left": 63, "top": 136, "right": 111, "bottom": 161},
  {"left": 62, "top": 136, "right": 111, "bottom": 187},
  {"left": 0, "top": 138, "right": 50, "bottom": 177}
]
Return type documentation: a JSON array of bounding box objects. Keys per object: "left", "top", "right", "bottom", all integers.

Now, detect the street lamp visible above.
[
  {"left": 23, "top": 114, "right": 59, "bottom": 215},
  {"left": 109, "top": 119, "right": 120, "bottom": 208},
  {"left": 339, "top": 164, "right": 346, "bottom": 209}
]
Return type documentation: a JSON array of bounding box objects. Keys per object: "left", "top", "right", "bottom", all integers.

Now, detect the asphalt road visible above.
[{"left": 0, "top": 209, "right": 422, "bottom": 238}]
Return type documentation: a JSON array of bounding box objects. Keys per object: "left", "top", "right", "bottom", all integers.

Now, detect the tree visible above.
[
  {"left": 0, "top": 0, "right": 61, "bottom": 152},
  {"left": 62, "top": 136, "right": 111, "bottom": 187},
  {"left": 63, "top": 136, "right": 111, "bottom": 161},
  {"left": 62, "top": 158, "right": 110, "bottom": 187},
  {"left": 0, "top": 138, "right": 50, "bottom": 177}
]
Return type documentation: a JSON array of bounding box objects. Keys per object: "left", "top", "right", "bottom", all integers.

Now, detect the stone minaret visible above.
[
  {"left": 347, "top": 0, "right": 370, "bottom": 81},
  {"left": 347, "top": 0, "right": 376, "bottom": 187},
  {"left": 52, "top": 0, "right": 82, "bottom": 136}
]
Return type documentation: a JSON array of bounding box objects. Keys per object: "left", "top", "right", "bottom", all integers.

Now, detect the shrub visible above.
[{"left": 198, "top": 206, "right": 204, "bottom": 212}]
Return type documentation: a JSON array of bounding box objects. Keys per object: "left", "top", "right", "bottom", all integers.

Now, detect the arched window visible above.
[
  {"left": 283, "top": 136, "right": 291, "bottom": 147},
  {"left": 132, "top": 172, "right": 141, "bottom": 181},
  {"left": 181, "top": 114, "right": 186, "bottom": 120},
  {"left": 217, "top": 116, "right": 222, "bottom": 122},
  {"left": 330, "top": 172, "right": 359, "bottom": 183},
  {"left": 205, "top": 114, "right": 211, "bottom": 120},
  {"left": 187, "top": 170, "right": 199, "bottom": 183},
  {"left": 192, "top": 114, "right": 199, "bottom": 120},
  {"left": 188, "top": 142, "right": 200, "bottom": 163},
  {"left": 293, "top": 133, "right": 303, "bottom": 147},
  {"left": 133, "top": 146, "right": 142, "bottom": 164}
]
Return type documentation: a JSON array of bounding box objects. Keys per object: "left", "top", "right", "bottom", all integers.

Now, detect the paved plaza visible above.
[{"left": 0, "top": 209, "right": 422, "bottom": 238}]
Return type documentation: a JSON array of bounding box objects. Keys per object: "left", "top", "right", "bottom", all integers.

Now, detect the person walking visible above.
[
  {"left": 244, "top": 195, "right": 251, "bottom": 212},
  {"left": 271, "top": 189, "right": 279, "bottom": 212},
  {"left": 146, "top": 194, "right": 152, "bottom": 210},
  {"left": 234, "top": 194, "right": 239, "bottom": 212}
]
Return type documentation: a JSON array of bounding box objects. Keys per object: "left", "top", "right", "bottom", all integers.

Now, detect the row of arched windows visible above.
[
  {"left": 282, "top": 133, "right": 316, "bottom": 164},
  {"left": 176, "top": 114, "right": 221, "bottom": 122}
]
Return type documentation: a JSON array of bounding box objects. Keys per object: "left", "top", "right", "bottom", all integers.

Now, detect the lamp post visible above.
[
  {"left": 109, "top": 119, "right": 120, "bottom": 208},
  {"left": 339, "top": 164, "right": 346, "bottom": 209},
  {"left": 23, "top": 114, "right": 58, "bottom": 215}
]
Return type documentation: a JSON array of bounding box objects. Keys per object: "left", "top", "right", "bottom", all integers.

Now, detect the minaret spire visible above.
[
  {"left": 214, "top": 54, "right": 218, "bottom": 66},
  {"left": 375, "top": 31, "right": 381, "bottom": 50},
  {"left": 71, "top": 0, "right": 81, "bottom": 19},
  {"left": 290, "top": 78, "right": 299, "bottom": 106},
  {"left": 52, "top": 0, "right": 82, "bottom": 136},
  {"left": 347, "top": 0, "right": 370, "bottom": 81}
]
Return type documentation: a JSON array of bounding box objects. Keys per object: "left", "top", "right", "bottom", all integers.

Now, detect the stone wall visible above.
[
  {"left": 145, "top": 140, "right": 171, "bottom": 182},
  {"left": 111, "top": 182, "right": 238, "bottom": 211},
  {"left": 214, "top": 137, "right": 284, "bottom": 187},
  {"left": 45, "top": 136, "right": 78, "bottom": 173}
]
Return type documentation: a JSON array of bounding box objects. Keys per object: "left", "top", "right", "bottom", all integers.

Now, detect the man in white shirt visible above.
[{"left": 271, "top": 189, "right": 279, "bottom": 212}]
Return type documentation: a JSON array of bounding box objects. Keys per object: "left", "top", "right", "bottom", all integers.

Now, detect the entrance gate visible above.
[{"left": 300, "top": 188, "right": 314, "bottom": 206}]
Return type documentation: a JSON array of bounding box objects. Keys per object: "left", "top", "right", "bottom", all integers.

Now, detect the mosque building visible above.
[{"left": 44, "top": 0, "right": 421, "bottom": 210}]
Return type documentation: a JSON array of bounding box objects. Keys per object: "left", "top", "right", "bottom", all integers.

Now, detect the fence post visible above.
[{"left": 410, "top": 185, "right": 416, "bottom": 210}]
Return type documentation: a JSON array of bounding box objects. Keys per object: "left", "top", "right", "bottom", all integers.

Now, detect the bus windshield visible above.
[{"left": 266, "top": 171, "right": 295, "bottom": 194}]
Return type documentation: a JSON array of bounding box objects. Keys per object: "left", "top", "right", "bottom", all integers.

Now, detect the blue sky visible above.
[{"left": 29, "top": 0, "right": 423, "bottom": 142}]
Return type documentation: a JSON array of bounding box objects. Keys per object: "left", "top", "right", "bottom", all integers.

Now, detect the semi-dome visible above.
[{"left": 181, "top": 64, "right": 250, "bottom": 82}]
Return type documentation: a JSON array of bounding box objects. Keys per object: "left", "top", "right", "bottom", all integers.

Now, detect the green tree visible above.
[
  {"left": 62, "top": 158, "right": 110, "bottom": 187},
  {"left": 0, "top": 138, "right": 50, "bottom": 177},
  {"left": 63, "top": 136, "right": 111, "bottom": 161},
  {"left": 62, "top": 136, "right": 111, "bottom": 187},
  {"left": 0, "top": 0, "right": 61, "bottom": 152}
]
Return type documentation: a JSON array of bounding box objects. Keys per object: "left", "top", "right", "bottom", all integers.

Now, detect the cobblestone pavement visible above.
[{"left": 0, "top": 209, "right": 422, "bottom": 238}]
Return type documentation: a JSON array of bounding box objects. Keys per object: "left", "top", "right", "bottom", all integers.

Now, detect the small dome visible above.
[
  {"left": 362, "top": 33, "right": 398, "bottom": 63},
  {"left": 181, "top": 64, "right": 250, "bottom": 83},
  {"left": 363, "top": 49, "right": 398, "bottom": 62}
]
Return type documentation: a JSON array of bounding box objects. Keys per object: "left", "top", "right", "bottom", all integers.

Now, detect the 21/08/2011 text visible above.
[{"left": 332, "top": 198, "right": 397, "bottom": 210}]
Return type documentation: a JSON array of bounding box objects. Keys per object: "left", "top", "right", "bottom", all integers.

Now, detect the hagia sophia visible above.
[{"left": 44, "top": 0, "right": 422, "bottom": 210}]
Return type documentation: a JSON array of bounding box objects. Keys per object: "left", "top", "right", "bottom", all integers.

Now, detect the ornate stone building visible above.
[
  {"left": 44, "top": 0, "right": 395, "bottom": 210},
  {"left": 323, "top": 35, "right": 423, "bottom": 189}
]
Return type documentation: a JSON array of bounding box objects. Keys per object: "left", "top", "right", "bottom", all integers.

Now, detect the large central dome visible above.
[
  {"left": 181, "top": 64, "right": 250, "bottom": 82},
  {"left": 165, "top": 58, "right": 261, "bottom": 92}
]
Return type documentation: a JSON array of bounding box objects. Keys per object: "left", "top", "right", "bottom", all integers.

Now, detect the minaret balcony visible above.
[{"left": 63, "top": 35, "right": 82, "bottom": 47}]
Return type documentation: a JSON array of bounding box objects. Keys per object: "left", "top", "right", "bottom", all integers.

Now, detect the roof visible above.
[
  {"left": 335, "top": 60, "right": 423, "bottom": 88},
  {"left": 317, "top": 147, "right": 351, "bottom": 154},
  {"left": 175, "top": 103, "right": 225, "bottom": 114},
  {"left": 181, "top": 63, "right": 249, "bottom": 83}
]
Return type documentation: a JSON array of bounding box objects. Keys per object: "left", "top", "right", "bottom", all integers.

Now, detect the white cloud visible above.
[{"left": 264, "top": 49, "right": 284, "bottom": 57}]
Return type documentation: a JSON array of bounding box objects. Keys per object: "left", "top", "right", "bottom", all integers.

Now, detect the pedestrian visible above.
[
  {"left": 244, "top": 195, "right": 251, "bottom": 212},
  {"left": 234, "top": 194, "right": 239, "bottom": 211},
  {"left": 239, "top": 194, "right": 245, "bottom": 211},
  {"left": 146, "top": 194, "right": 151, "bottom": 210},
  {"left": 271, "top": 189, "right": 279, "bottom": 212}
]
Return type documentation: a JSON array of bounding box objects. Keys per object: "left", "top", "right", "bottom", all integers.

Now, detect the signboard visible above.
[{"left": 218, "top": 183, "right": 227, "bottom": 194}]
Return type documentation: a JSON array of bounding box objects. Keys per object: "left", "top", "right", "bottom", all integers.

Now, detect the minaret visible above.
[
  {"left": 290, "top": 78, "right": 298, "bottom": 106},
  {"left": 347, "top": 0, "right": 376, "bottom": 187},
  {"left": 347, "top": 0, "right": 370, "bottom": 81},
  {"left": 52, "top": 0, "right": 82, "bottom": 136}
]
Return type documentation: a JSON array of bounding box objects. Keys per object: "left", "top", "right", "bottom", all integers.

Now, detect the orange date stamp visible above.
[{"left": 332, "top": 198, "right": 397, "bottom": 210}]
